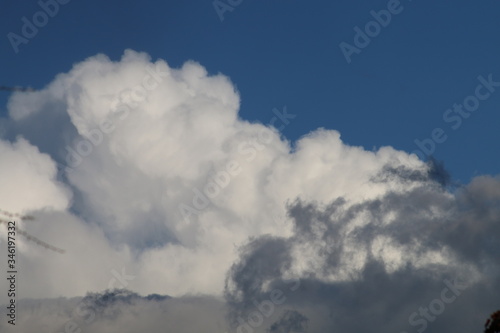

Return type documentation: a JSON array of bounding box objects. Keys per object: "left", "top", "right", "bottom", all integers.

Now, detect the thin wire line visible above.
[{"left": 0, "top": 209, "right": 65, "bottom": 254}]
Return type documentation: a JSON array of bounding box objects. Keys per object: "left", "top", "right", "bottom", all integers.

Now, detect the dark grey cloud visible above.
[
  {"left": 372, "top": 157, "right": 451, "bottom": 188},
  {"left": 268, "top": 310, "right": 308, "bottom": 333},
  {"left": 224, "top": 170, "right": 500, "bottom": 333}
]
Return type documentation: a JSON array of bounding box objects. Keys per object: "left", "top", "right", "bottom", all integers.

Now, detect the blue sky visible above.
[{"left": 1, "top": 0, "right": 499, "bottom": 182}]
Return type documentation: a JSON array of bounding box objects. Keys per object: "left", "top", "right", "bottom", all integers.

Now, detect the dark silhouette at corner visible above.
[{"left": 485, "top": 310, "right": 500, "bottom": 333}]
